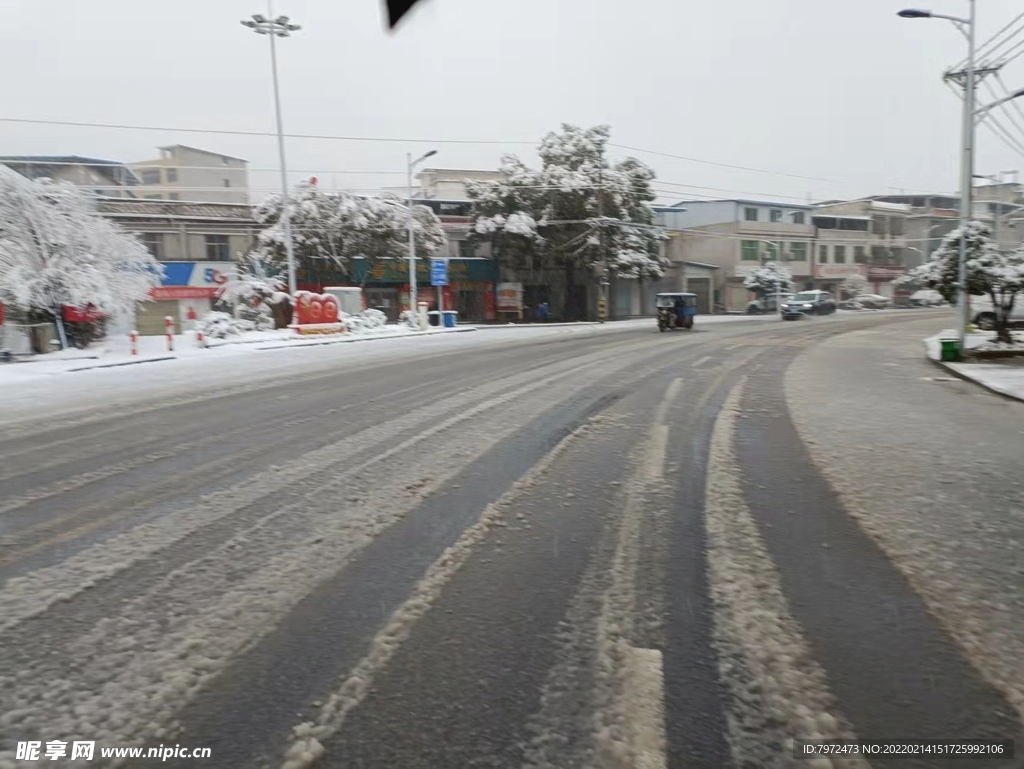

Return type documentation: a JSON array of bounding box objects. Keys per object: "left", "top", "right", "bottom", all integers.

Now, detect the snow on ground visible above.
[
  {"left": 0, "top": 314, "right": 783, "bottom": 424},
  {"left": 924, "top": 329, "right": 1024, "bottom": 402}
]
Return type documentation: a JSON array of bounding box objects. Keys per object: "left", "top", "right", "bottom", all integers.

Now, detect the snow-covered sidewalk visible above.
[{"left": 924, "top": 328, "right": 1024, "bottom": 403}]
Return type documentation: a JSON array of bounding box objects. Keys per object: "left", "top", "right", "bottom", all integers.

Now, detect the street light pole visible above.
[
  {"left": 957, "top": 0, "right": 976, "bottom": 351},
  {"left": 407, "top": 150, "right": 437, "bottom": 322},
  {"left": 242, "top": 3, "right": 301, "bottom": 298},
  {"left": 899, "top": 3, "right": 975, "bottom": 351}
]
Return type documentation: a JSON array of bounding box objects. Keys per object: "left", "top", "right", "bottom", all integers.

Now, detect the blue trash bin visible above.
[{"left": 442, "top": 310, "right": 458, "bottom": 328}]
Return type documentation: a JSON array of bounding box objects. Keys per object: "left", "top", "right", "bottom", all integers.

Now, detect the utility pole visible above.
[{"left": 597, "top": 168, "right": 608, "bottom": 322}]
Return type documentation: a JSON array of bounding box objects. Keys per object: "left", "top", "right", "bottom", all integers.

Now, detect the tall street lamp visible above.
[
  {"left": 242, "top": 5, "right": 301, "bottom": 298},
  {"left": 899, "top": 3, "right": 974, "bottom": 351},
  {"left": 407, "top": 150, "right": 437, "bottom": 318}
]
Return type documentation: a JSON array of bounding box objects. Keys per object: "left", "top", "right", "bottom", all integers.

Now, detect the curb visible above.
[
  {"left": 67, "top": 356, "right": 177, "bottom": 372},
  {"left": 924, "top": 345, "right": 1024, "bottom": 404},
  {"left": 473, "top": 321, "right": 601, "bottom": 329},
  {"left": 255, "top": 326, "right": 477, "bottom": 351}
]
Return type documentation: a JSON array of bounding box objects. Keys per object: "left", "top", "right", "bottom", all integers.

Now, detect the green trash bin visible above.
[{"left": 939, "top": 338, "right": 960, "bottom": 361}]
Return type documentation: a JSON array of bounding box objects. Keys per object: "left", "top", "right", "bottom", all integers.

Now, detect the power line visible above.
[
  {"left": 607, "top": 142, "right": 834, "bottom": 184},
  {"left": 951, "top": 9, "right": 1024, "bottom": 70},
  {"left": 982, "top": 79, "right": 1024, "bottom": 148},
  {"left": 0, "top": 116, "right": 841, "bottom": 186}
]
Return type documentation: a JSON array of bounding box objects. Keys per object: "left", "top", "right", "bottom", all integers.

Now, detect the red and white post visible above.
[
  {"left": 130, "top": 330, "right": 138, "bottom": 356},
  {"left": 196, "top": 328, "right": 205, "bottom": 348},
  {"left": 164, "top": 316, "right": 174, "bottom": 352}
]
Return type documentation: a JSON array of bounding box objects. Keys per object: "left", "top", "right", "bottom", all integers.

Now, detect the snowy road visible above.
[{"left": 1, "top": 311, "right": 1021, "bottom": 769}]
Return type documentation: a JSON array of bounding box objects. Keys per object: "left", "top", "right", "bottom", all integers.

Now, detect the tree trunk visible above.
[
  {"left": 270, "top": 297, "right": 293, "bottom": 329},
  {"left": 564, "top": 263, "right": 576, "bottom": 321}
]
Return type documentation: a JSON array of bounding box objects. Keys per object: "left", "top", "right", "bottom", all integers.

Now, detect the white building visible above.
[{"left": 131, "top": 145, "right": 250, "bottom": 204}]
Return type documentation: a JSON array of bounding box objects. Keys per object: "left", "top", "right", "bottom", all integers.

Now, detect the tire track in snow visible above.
[
  {"left": 0, "top": 343, "right": 683, "bottom": 765},
  {"left": 704, "top": 382, "right": 867, "bottom": 769},
  {"left": 277, "top": 408, "right": 600, "bottom": 769}
]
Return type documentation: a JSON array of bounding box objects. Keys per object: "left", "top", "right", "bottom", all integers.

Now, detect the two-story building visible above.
[
  {"left": 95, "top": 198, "right": 257, "bottom": 334},
  {"left": 656, "top": 199, "right": 816, "bottom": 312}
]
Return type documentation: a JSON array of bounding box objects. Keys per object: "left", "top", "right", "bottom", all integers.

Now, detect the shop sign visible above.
[
  {"left": 149, "top": 262, "right": 233, "bottom": 299},
  {"left": 814, "top": 264, "right": 866, "bottom": 279},
  {"left": 496, "top": 282, "right": 523, "bottom": 312}
]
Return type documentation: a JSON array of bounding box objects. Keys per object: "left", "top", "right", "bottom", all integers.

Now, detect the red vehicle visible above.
[{"left": 62, "top": 304, "right": 107, "bottom": 348}]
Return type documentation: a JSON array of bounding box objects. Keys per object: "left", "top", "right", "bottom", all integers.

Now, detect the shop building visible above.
[{"left": 96, "top": 198, "right": 257, "bottom": 333}]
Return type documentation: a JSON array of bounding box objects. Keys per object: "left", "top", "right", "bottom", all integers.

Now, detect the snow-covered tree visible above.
[
  {"left": 254, "top": 183, "right": 446, "bottom": 279},
  {"left": 744, "top": 262, "right": 793, "bottom": 297},
  {"left": 841, "top": 273, "right": 869, "bottom": 298},
  {"left": 466, "top": 124, "right": 668, "bottom": 318},
  {"left": 217, "top": 253, "right": 288, "bottom": 329},
  {"left": 911, "top": 221, "right": 1024, "bottom": 343},
  {"left": 0, "top": 169, "right": 162, "bottom": 344}
]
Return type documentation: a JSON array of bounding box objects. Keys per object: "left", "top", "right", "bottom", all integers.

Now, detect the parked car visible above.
[
  {"left": 910, "top": 289, "right": 946, "bottom": 307},
  {"left": 781, "top": 290, "right": 836, "bottom": 319},
  {"left": 746, "top": 293, "right": 793, "bottom": 314},
  {"left": 971, "top": 297, "right": 1024, "bottom": 330}
]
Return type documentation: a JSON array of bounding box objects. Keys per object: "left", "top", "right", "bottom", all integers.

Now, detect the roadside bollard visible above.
[
  {"left": 130, "top": 330, "right": 138, "bottom": 356},
  {"left": 164, "top": 316, "right": 175, "bottom": 351},
  {"left": 196, "top": 329, "right": 205, "bottom": 348}
]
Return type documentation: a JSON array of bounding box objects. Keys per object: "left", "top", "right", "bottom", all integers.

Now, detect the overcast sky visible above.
[{"left": 3, "top": 0, "right": 1024, "bottom": 205}]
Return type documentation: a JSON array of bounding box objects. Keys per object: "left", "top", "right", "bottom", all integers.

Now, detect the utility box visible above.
[{"left": 322, "top": 287, "right": 364, "bottom": 317}]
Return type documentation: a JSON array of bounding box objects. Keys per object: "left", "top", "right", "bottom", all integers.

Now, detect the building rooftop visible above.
[
  {"left": 0, "top": 155, "right": 141, "bottom": 185},
  {"left": 671, "top": 198, "right": 812, "bottom": 209},
  {"left": 155, "top": 144, "right": 249, "bottom": 163}
]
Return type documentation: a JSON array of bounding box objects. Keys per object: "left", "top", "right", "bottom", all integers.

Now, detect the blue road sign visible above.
[{"left": 430, "top": 258, "right": 448, "bottom": 286}]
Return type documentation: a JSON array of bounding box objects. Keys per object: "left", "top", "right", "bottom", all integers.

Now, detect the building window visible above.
[
  {"left": 168, "top": 192, "right": 180, "bottom": 201},
  {"left": 873, "top": 216, "right": 888, "bottom": 235},
  {"left": 223, "top": 179, "right": 231, "bottom": 188},
  {"left": 458, "top": 240, "right": 475, "bottom": 259},
  {"left": 890, "top": 217, "right": 904, "bottom": 236},
  {"left": 871, "top": 246, "right": 887, "bottom": 263},
  {"left": 818, "top": 244, "right": 829, "bottom": 263},
  {"left": 834, "top": 245, "right": 846, "bottom": 264},
  {"left": 140, "top": 232, "right": 163, "bottom": 259},
  {"left": 205, "top": 234, "right": 230, "bottom": 261},
  {"left": 763, "top": 241, "right": 778, "bottom": 261},
  {"left": 166, "top": 168, "right": 178, "bottom": 183},
  {"left": 854, "top": 246, "right": 867, "bottom": 263},
  {"left": 789, "top": 242, "right": 808, "bottom": 261},
  {"left": 792, "top": 212, "right": 805, "bottom": 225},
  {"left": 141, "top": 170, "right": 161, "bottom": 185},
  {"left": 740, "top": 240, "right": 760, "bottom": 261},
  {"left": 222, "top": 156, "right": 231, "bottom": 166},
  {"left": 770, "top": 209, "right": 783, "bottom": 223},
  {"left": 144, "top": 194, "right": 163, "bottom": 200},
  {"left": 744, "top": 207, "right": 758, "bottom": 222}
]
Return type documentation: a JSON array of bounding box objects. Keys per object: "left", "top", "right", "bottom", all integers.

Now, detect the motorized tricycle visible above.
[{"left": 656, "top": 292, "right": 697, "bottom": 332}]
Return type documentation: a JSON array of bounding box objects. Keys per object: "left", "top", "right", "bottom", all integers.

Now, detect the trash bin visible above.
[
  {"left": 427, "top": 310, "right": 441, "bottom": 327},
  {"left": 939, "top": 338, "right": 960, "bottom": 362},
  {"left": 442, "top": 310, "right": 458, "bottom": 328},
  {"left": 28, "top": 323, "right": 53, "bottom": 354}
]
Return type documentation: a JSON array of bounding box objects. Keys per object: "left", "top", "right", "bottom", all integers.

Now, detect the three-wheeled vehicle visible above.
[{"left": 656, "top": 292, "right": 697, "bottom": 332}]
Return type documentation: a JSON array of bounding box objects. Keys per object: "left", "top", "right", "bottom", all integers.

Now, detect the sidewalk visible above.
[{"left": 924, "top": 329, "right": 1024, "bottom": 403}]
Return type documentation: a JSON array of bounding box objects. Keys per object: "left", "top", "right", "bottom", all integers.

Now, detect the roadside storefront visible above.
[
  {"left": 867, "top": 265, "right": 907, "bottom": 298},
  {"left": 299, "top": 258, "right": 498, "bottom": 322},
  {"left": 138, "top": 261, "right": 233, "bottom": 334},
  {"left": 814, "top": 263, "right": 866, "bottom": 296}
]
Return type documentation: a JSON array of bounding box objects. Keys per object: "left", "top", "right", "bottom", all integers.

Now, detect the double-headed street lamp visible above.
[
  {"left": 898, "top": 4, "right": 975, "bottom": 351},
  {"left": 407, "top": 150, "right": 437, "bottom": 317},
  {"left": 242, "top": 5, "right": 301, "bottom": 297},
  {"left": 899, "top": 4, "right": 1024, "bottom": 350}
]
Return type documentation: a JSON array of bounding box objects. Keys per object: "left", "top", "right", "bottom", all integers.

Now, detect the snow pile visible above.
[
  {"left": 340, "top": 308, "right": 388, "bottom": 333},
  {"left": 198, "top": 311, "right": 255, "bottom": 339},
  {"left": 398, "top": 310, "right": 420, "bottom": 329}
]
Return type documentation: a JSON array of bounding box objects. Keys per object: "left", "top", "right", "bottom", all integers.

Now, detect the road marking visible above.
[
  {"left": 279, "top": 415, "right": 603, "bottom": 769},
  {"left": 622, "top": 646, "right": 667, "bottom": 769},
  {"left": 692, "top": 355, "right": 711, "bottom": 368},
  {"left": 705, "top": 381, "right": 868, "bottom": 769}
]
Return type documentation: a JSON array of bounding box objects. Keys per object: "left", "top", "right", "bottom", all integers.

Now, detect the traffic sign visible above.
[{"left": 430, "top": 258, "right": 448, "bottom": 286}]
